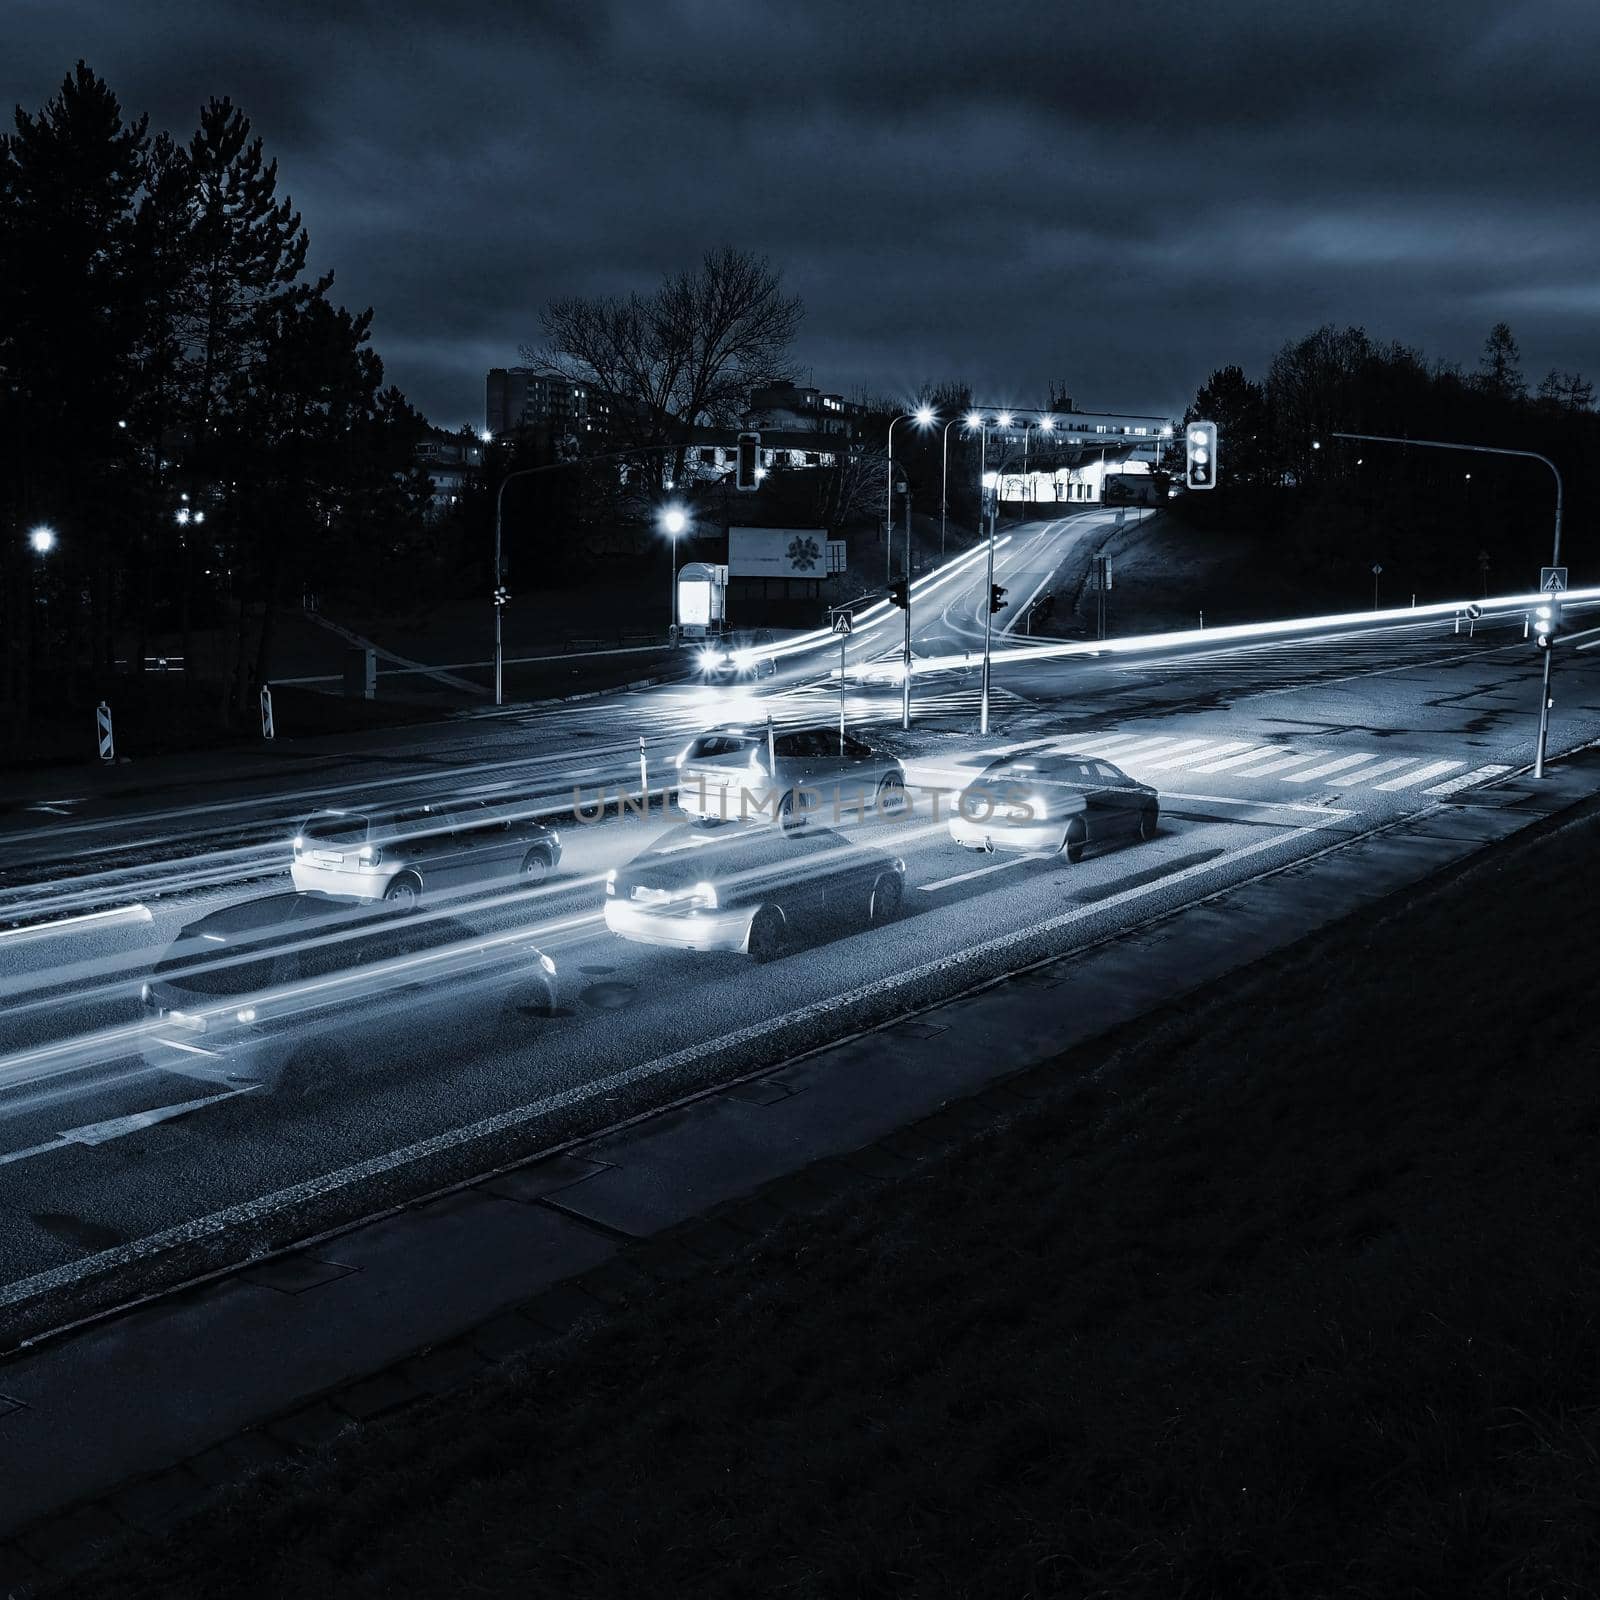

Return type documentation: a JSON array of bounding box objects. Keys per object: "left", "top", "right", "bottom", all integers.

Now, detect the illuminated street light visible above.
[
  {"left": 661, "top": 505, "right": 689, "bottom": 638},
  {"left": 28, "top": 525, "right": 56, "bottom": 554},
  {"left": 1038, "top": 415, "right": 1054, "bottom": 432},
  {"left": 885, "top": 407, "right": 937, "bottom": 585},
  {"left": 175, "top": 508, "right": 191, "bottom": 526},
  {"left": 997, "top": 411, "right": 1014, "bottom": 428}
]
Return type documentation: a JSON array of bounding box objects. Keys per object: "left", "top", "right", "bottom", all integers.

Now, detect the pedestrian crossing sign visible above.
[
  {"left": 1540, "top": 567, "right": 1567, "bottom": 593},
  {"left": 831, "top": 611, "right": 852, "bottom": 635}
]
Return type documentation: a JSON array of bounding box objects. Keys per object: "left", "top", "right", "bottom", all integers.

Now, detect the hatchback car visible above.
[
  {"left": 604, "top": 822, "right": 905, "bottom": 960},
  {"left": 140, "top": 893, "right": 558, "bottom": 1089},
  {"left": 674, "top": 725, "right": 906, "bottom": 827},
  {"left": 948, "top": 753, "right": 1159, "bottom": 861},
  {"left": 290, "top": 799, "right": 562, "bottom": 911}
]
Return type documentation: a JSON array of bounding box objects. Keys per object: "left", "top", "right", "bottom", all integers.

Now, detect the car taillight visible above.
[
  {"left": 604, "top": 868, "right": 617, "bottom": 896},
  {"left": 359, "top": 844, "right": 381, "bottom": 866},
  {"left": 747, "top": 750, "right": 767, "bottom": 778},
  {"left": 686, "top": 881, "right": 718, "bottom": 910}
]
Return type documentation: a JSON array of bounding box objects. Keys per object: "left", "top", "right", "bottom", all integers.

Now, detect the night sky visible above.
[{"left": 8, "top": 0, "right": 1598, "bottom": 428}]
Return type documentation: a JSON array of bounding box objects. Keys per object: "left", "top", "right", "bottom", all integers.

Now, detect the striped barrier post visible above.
[
  {"left": 260, "top": 685, "right": 275, "bottom": 740},
  {"left": 96, "top": 701, "right": 114, "bottom": 763}
]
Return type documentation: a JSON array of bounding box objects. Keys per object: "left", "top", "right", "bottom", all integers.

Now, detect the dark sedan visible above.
[
  {"left": 948, "top": 753, "right": 1159, "bottom": 861},
  {"left": 140, "top": 893, "right": 558, "bottom": 1089},
  {"left": 604, "top": 822, "right": 906, "bottom": 960}
]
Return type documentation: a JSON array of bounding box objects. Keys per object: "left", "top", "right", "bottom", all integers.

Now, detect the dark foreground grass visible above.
[{"left": 67, "top": 808, "right": 1600, "bottom": 1599}]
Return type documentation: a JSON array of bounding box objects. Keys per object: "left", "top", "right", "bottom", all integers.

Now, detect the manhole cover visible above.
[{"left": 583, "top": 981, "right": 638, "bottom": 1011}]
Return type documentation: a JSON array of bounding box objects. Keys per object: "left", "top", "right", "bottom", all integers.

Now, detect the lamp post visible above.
[
  {"left": 661, "top": 505, "right": 688, "bottom": 638},
  {"left": 886, "top": 407, "right": 935, "bottom": 585},
  {"left": 1318, "top": 429, "right": 1566, "bottom": 777},
  {"left": 493, "top": 465, "right": 546, "bottom": 707},
  {"left": 980, "top": 470, "right": 998, "bottom": 734},
  {"left": 939, "top": 415, "right": 966, "bottom": 559}
]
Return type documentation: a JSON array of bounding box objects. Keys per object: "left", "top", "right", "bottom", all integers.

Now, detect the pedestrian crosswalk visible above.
[{"left": 1050, "top": 730, "right": 1514, "bottom": 799}]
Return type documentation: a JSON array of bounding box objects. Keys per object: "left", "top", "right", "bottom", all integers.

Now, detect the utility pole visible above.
[{"left": 980, "top": 499, "right": 996, "bottom": 735}]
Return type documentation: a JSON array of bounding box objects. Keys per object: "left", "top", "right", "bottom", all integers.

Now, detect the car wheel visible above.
[
  {"left": 520, "top": 847, "right": 553, "bottom": 886},
  {"left": 776, "top": 791, "right": 802, "bottom": 831},
  {"left": 1063, "top": 820, "right": 1087, "bottom": 865},
  {"left": 746, "top": 905, "right": 788, "bottom": 962},
  {"left": 868, "top": 872, "right": 903, "bottom": 924},
  {"left": 382, "top": 873, "right": 422, "bottom": 913},
  {"left": 1139, "top": 805, "right": 1159, "bottom": 842},
  {"left": 875, "top": 772, "right": 906, "bottom": 815}
]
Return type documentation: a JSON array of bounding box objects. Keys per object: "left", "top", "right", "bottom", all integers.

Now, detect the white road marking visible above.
[
  {"left": 919, "top": 852, "right": 1051, "bottom": 891},
  {"left": 0, "top": 1088, "right": 259, "bottom": 1169},
  {"left": 1158, "top": 793, "right": 1358, "bottom": 819},
  {"left": 0, "top": 904, "right": 152, "bottom": 942},
  {"left": 1422, "top": 763, "right": 1512, "bottom": 796},
  {"left": 1220, "top": 751, "right": 1325, "bottom": 777},
  {"left": 1281, "top": 753, "right": 1378, "bottom": 783},
  {"left": 1137, "top": 738, "right": 1249, "bottom": 772},
  {"left": 1184, "top": 745, "right": 1272, "bottom": 774},
  {"left": 0, "top": 816, "right": 1339, "bottom": 1313},
  {"left": 1373, "top": 760, "right": 1463, "bottom": 791},
  {"left": 1315, "top": 756, "right": 1418, "bottom": 786}
]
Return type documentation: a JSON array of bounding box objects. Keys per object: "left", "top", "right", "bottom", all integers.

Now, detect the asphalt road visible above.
[{"left": 1, "top": 551, "right": 1597, "bottom": 1342}]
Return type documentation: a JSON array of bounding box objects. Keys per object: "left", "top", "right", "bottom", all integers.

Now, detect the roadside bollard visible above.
[{"left": 96, "top": 701, "right": 114, "bottom": 763}]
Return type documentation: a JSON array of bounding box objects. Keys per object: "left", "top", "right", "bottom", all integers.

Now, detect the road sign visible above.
[
  {"left": 831, "top": 610, "right": 853, "bottom": 636},
  {"left": 96, "top": 701, "right": 114, "bottom": 763},
  {"left": 1465, "top": 603, "right": 1482, "bottom": 620},
  {"left": 1372, "top": 563, "right": 1383, "bottom": 575},
  {"left": 1541, "top": 567, "right": 1568, "bottom": 593}
]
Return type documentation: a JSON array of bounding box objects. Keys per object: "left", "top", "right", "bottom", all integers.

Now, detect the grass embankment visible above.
[{"left": 70, "top": 806, "right": 1600, "bottom": 1598}]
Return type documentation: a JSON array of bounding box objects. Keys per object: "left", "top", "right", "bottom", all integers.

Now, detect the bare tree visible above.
[{"left": 524, "top": 246, "right": 802, "bottom": 504}]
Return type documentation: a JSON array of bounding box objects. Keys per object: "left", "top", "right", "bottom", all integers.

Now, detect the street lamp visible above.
[
  {"left": 28, "top": 525, "right": 56, "bottom": 555},
  {"left": 1318, "top": 429, "right": 1565, "bottom": 777},
  {"left": 661, "top": 504, "right": 688, "bottom": 638},
  {"left": 885, "top": 407, "right": 936, "bottom": 585}
]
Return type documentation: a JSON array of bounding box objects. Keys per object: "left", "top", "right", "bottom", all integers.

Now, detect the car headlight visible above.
[
  {"left": 140, "top": 982, "right": 152, "bottom": 1005},
  {"left": 236, "top": 1007, "right": 257, "bottom": 1023},
  {"left": 687, "top": 881, "right": 718, "bottom": 909},
  {"left": 538, "top": 953, "right": 556, "bottom": 975}
]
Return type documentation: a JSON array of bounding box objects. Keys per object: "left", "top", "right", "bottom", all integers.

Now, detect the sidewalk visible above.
[{"left": 2, "top": 753, "right": 1596, "bottom": 1589}]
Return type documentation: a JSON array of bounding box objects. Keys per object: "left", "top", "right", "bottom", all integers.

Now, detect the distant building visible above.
[
  {"left": 415, "top": 426, "right": 484, "bottom": 518},
  {"left": 485, "top": 368, "right": 615, "bottom": 442},
  {"left": 742, "top": 381, "right": 864, "bottom": 440}
]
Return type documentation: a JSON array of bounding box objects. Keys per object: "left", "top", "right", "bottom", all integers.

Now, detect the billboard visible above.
[{"left": 728, "top": 527, "right": 829, "bottom": 578}]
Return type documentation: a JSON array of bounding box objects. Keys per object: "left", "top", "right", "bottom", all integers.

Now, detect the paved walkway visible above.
[{"left": 0, "top": 755, "right": 1597, "bottom": 1591}]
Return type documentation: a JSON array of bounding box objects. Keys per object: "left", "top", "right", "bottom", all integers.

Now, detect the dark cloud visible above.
[{"left": 6, "top": 0, "right": 1599, "bottom": 427}]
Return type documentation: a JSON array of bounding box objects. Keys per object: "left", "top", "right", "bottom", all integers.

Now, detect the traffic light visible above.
[
  {"left": 1534, "top": 597, "right": 1563, "bottom": 649},
  {"left": 889, "top": 578, "right": 909, "bottom": 610},
  {"left": 735, "top": 431, "right": 761, "bottom": 492},
  {"left": 989, "top": 583, "right": 1008, "bottom": 614},
  {"left": 1185, "top": 420, "right": 1218, "bottom": 490}
]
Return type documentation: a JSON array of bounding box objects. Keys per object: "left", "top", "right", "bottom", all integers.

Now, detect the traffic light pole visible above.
[
  {"left": 1535, "top": 649, "right": 1553, "bottom": 780},
  {"left": 980, "top": 502, "right": 996, "bottom": 735},
  {"left": 1326, "top": 430, "right": 1565, "bottom": 778}
]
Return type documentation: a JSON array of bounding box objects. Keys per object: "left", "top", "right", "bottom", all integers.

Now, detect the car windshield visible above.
[{"left": 686, "top": 734, "right": 756, "bottom": 760}]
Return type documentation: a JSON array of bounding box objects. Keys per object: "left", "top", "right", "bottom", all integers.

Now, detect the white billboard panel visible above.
[{"left": 728, "top": 527, "right": 829, "bottom": 578}]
